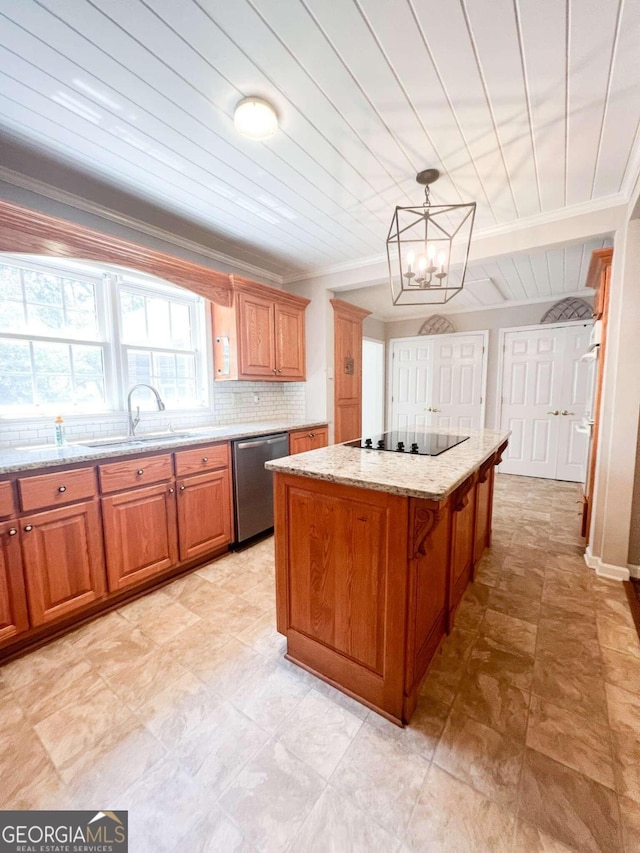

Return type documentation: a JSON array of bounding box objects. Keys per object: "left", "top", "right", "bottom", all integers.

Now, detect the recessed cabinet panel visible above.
[
  {"left": 102, "top": 483, "right": 178, "bottom": 591},
  {"left": 0, "top": 522, "right": 29, "bottom": 643},
  {"left": 21, "top": 501, "right": 105, "bottom": 626},
  {"left": 275, "top": 304, "right": 305, "bottom": 379},
  {"left": 238, "top": 293, "right": 276, "bottom": 377},
  {"left": 177, "top": 469, "right": 232, "bottom": 561}
]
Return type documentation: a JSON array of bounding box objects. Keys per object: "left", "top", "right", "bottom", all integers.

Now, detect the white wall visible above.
[{"left": 385, "top": 298, "right": 593, "bottom": 430}]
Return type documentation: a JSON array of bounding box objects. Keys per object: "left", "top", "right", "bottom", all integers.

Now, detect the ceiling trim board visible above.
[
  {"left": 283, "top": 194, "right": 625, "bottom": 286},
  {"left": 0, "top": 164, "right": 285, "bottom": 284},
  {"left": 369, "top": 287, "right": 595, "bottom": 323}
]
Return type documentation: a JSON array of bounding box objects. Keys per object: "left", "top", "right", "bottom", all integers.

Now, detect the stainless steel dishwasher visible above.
[{"left": 232, "top": 432, "right": 290, "bottom": 545}]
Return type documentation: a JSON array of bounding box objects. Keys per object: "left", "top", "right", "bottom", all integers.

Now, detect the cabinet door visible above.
[
  {"left": 275, "top": 302, "right": 306, "bottom": 379},
  {"left": 238, "top": 292, "right": 276, "bottom": 377},
  {"left": 102, "top": 483, "right": 178, "bottom": 592},
  {"left": 21, "top": 501, "right": 106, "bottom": 626},
  {"left": 177, "top": 469, "right": 232, "bottom": 561},
  {"left": 0, "top": 521, "right": 29, "bottom": 643},
  {"left": 289, "top": 427, "right": 329, "bottom": 455}
]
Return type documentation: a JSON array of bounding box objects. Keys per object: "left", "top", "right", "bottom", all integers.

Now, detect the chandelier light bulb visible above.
[
  {"left": 418, "top": 256, "right": 427, "bottom": 270},
  {"left": 234, "top": 97, "right": 278, "bottom": 140},
  {"left": 438, "top": 250, "right": 447, "bottom": 268},
  {"left": 427, "top": 243, "right": 436, "bottom": 260}
]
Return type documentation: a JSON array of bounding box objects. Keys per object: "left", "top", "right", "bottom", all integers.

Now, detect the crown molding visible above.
[{"left": 0, "top": 166, "right": 284, "bottom": 286}]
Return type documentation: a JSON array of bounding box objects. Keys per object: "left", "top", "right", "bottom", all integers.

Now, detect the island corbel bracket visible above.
[
  {"left": 453, "top": 472, "right": 477, "bottom": 513},
  {"left": 411, "top": 505, "right": 441, "bottom": 558}
]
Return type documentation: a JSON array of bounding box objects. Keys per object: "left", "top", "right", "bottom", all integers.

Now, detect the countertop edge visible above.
[
  {"left": 0, "top": 421, "right": 328, "bottom": 475},
  {"left": 266, "top": 431, "right": 509, "bottom": 501}
]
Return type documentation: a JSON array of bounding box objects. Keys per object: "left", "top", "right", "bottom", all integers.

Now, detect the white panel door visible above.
[
  {"left": 500, "top": 323, "right": 591, "bottom": 481},
  {"left": 555, "top": 324, "right": 591, "bottom": 481},
  {"left": 390, "top": 339, "right": 433, "bottom": 432},
  {"left": 390, "top": 333, "right": 486, "bottom": 432},
  {"left": 431, "top": 335, "right": 486, "bottom": 431},
  {"left": 362, "top": 339, "right": 385, "bottom": 436}
]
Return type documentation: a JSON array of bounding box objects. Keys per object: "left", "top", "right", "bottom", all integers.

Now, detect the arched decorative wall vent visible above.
[
  {"left": 418, "top": 315, "right": 456, "bottom": 335},
  {"left": 541, "top": 297, "right": 592, "bottom": 323}
]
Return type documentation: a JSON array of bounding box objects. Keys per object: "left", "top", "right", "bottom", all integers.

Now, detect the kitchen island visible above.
[{"left": 266, "top": 428, "right": 509, "bottom": 726}]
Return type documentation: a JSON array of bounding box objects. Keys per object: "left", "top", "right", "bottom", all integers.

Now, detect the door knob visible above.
[
  {"left": 547, "top": 410, "right": 559, "bottom": 416},
  {"left": 561, "top": 410, "right": 574, "bottom": 416},
  {"left": 425, "top": 407, "right": 432, "bottom": 412},
  {"left": 432, "top": 408, "right": 441, "bottom": 413}
]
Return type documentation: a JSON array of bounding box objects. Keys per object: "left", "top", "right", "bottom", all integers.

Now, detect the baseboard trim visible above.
[
  {"left": 628, "top": 564, "right": 640, "bottom": 580},
  {"left": 584, "top": 547, "right": 631, "bottom": 581}
]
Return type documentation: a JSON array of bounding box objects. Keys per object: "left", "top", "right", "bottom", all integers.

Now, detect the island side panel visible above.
[
  {"left": 404, "top": 496, "right": 452, "bottom": 720},
  {"left": 448, "top": 472, "right": 479, "bottom": 628},
  {"left": 273, "top": 472, "right": 409, "bottom": 724}
]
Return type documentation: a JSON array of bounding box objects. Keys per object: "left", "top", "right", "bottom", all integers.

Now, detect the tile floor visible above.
[{"left": 1, "top": 474, "right": 639, "bottom": 852}]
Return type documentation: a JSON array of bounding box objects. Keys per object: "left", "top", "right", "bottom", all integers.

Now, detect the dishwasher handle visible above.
[{"left": 235, "top": 435, "right": 288, "bottom": 451}]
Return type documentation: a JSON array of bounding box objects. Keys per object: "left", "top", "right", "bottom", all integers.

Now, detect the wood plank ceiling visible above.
[{"left": 0, "top": 0, "right": 638, "bottom": 304}]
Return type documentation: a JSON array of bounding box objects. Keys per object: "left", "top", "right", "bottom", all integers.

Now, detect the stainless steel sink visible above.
[{"left": 81, "top": 432, "right": 193, "bottom": 448}]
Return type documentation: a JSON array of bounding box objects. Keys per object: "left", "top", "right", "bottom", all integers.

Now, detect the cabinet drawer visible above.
[
  {"left": 174, "top": 442, "right": 229, "bottom": 477},
  {"left": 99, "top": 454, "right": 173, "bottom": 493},
  {"left": 18, "top": 467, "right": 97, "bottom": 512},
  {"left": 0, "top": 481, "right": 16, "bottom": 518}
]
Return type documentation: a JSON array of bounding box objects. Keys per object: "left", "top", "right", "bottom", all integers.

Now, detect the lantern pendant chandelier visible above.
[{"left": 386, "top": 169, "right": 476, "bottom": 306}]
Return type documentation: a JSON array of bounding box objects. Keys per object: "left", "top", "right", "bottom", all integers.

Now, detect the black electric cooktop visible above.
[{"left": 346, "top": 431, "right": 470, "bottom": 456}]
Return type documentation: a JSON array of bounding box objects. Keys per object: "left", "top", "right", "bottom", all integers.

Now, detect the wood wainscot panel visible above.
[
  {"left": 274, "top": 473, "right": 409, "bottom": 724},
  {"left": 404, "top": 496, "right": 452, "bottom": 719}
]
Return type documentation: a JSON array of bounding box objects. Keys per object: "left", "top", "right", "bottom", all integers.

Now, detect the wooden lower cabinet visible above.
[
  {"left": 20, "top": 500, "right": 105, "bottom": 626},
  {"left": 102, "top": 483, "right": 178, "bottom": 592},
  {"left": 288, "top": 425, "right": 329, "bottom": 455},
  {"left": 0, "top": 521, "right": 29, "bottom": 644},
  {"left": 177, "top": 468, "right": 233, "bottom": 561}
]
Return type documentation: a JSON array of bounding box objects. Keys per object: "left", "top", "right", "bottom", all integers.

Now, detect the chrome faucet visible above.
[{"left": 127, "top": 384, "right": 166, "bottom": 437}]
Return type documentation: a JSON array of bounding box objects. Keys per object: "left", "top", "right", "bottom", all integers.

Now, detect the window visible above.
[
  {"left": 118, "top": 282, "right": 201, "bottom": 407},
  {"left": 0, "top": 257, "right": 208, "bottom": 415}
]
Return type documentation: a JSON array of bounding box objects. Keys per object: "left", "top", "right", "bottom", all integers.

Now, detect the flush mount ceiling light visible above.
[
  {"left": 234, "top": 96, "right": 278, "bottom": 140},
  {"left": 386, "top": 169, "right": 476, "bottom": 306}
]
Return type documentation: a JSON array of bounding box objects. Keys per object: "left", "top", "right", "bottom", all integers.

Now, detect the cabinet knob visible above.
[
  {"left": 179, "top": 485, "right": 185, "bottom": 491},
  {"left": 137, "top": 469, "right": 144, "bottom": 476},
  {"left": 272, "top": 368, "right": 277, "bottom": 374},
  {"left": 168, "top": 487, "right": 175, "bottom": 494},
  {"left": 277, "top": 368, "right": 282, "bottom": 374},
  {"left": 58, "top": 485, "right": 66, "bottom": 493},
  {"left": 8, "top": 527, "right": 17, "bottom": 536},
  {"left": 202, "top": 457, "right": 208, "bottom": 463},
  {"left": 24, "top": 525, "right": 33, "bottom": 532},
  {"left": 309, "top": 433, "right": 315, "bottom": 438}
]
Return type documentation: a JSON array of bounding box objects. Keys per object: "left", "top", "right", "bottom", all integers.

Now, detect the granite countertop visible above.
[
  {"left": 0, "top": 421, "right": 328, "bottom": 475},
  {"left": 265, "top": 427, "right": 510, "bottom": 501}
]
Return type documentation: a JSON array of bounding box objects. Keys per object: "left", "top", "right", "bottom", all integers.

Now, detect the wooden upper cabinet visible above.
[
  {"left": 275, "top": 302, "right": 306, "bottom": 379},
  {"left": 212, "top": 276, "right": 309, "bottom": 381},
  {"left": 20, "top": 500, "right": 106, "bottom": 626},
  {"left": 237, "top": 291, "right": 276, "bottom": 377}
]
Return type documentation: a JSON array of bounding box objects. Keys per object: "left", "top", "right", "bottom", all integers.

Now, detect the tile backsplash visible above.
[{"left": 0, "top": 381, "right": 307, "bottom": 448}]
